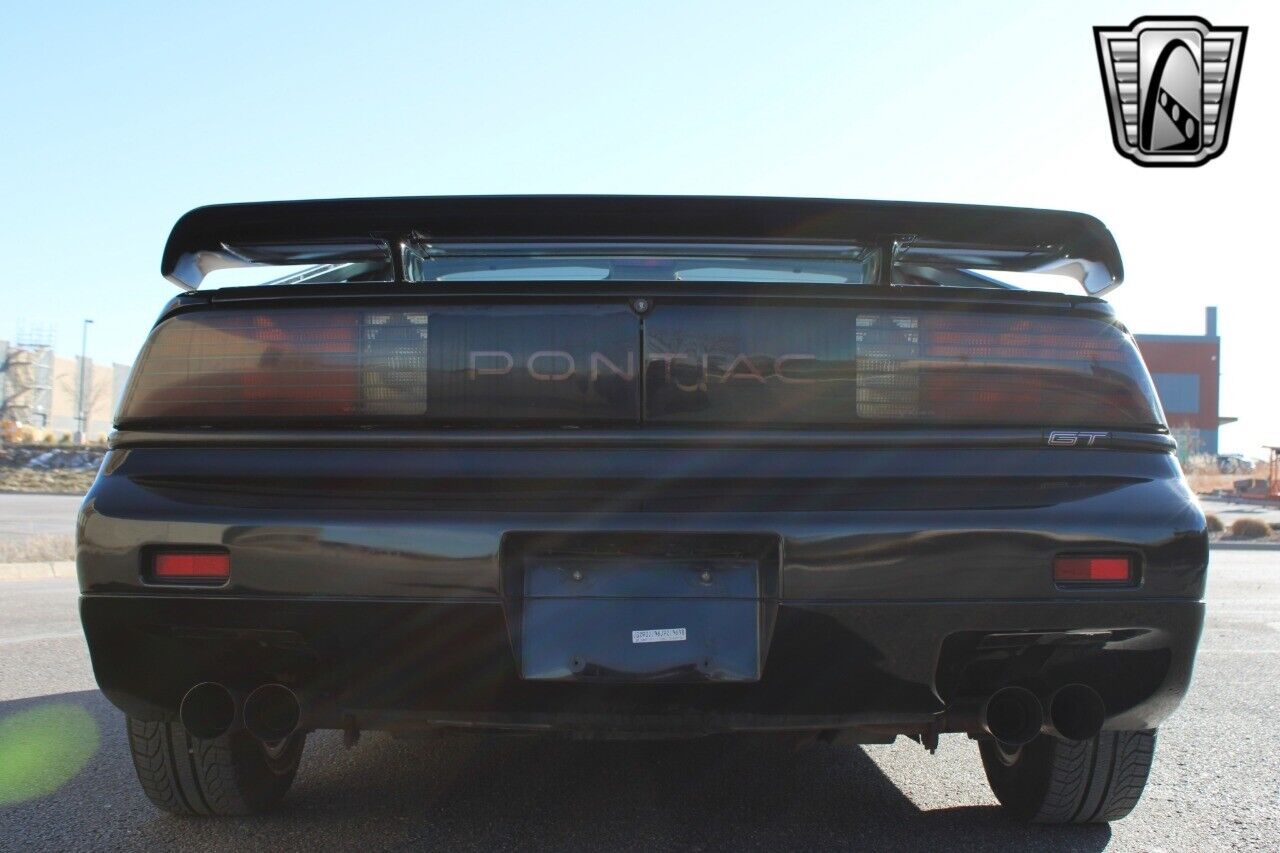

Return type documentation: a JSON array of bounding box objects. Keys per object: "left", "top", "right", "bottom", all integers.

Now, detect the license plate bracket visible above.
[{"left": 519, "top": 557, "right": 761, "bottom": 683}]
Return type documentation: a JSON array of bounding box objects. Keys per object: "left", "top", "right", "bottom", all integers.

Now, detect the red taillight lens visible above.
[
  {"left": 123, "top": 310, "right": 361, "bottom": 419},
  {"left": 917, "top": 315, "right": 1158, "bottom": 424},
  {"left": 855, "top": 312, "right": 1162, "bottom": 425},
  {"left": 153, "top": 552, "right": 230, "bottom": 582},
  {"left": 1053, "top": 555, "right": 1134, "bottom": 584},
  {"left": 118, "top": 309, "right": 430, "bottom": 423}
]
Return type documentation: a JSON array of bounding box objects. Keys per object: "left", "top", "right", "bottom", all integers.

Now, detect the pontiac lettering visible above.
[{"left": 464, "top": 350, "right": 819, "bottom": 388}]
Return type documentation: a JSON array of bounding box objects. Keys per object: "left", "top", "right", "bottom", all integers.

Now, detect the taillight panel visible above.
[
  {"left": 643, "top": 305, "right": 1163, "bottom": 427},
  {"left": 117, "top": 302, "right": 1164, "bottom": 430},
  {"left": 117, "top": 305, "right": 639, "bottom": 425},
  {"left": 122, "top": 310, "right": 409, "bottom": 420}
]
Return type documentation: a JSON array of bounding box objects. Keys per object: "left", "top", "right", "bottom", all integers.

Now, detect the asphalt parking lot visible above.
[{"left": 1, "top": 551, "right": 1276, "bottom": 851}]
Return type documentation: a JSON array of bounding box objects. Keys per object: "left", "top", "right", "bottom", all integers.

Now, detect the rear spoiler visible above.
[{"left": 161, "top": 195, "right": 1124, "bottom": 294}]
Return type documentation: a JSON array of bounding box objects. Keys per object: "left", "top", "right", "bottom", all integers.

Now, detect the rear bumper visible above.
[
  {"left": 80, "top": 595, "right": 1203, "bottom": 735},
  {"left": 77, "top": 443, "right": 1208, "bottom": 736}
]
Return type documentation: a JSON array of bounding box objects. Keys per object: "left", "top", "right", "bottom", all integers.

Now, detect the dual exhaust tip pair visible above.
[
  {"left": 180, "top": 682, "right": 303, "bottom": 742},
  {"left": 964, "top": 683, "right": 1106, "bottom": 746}
]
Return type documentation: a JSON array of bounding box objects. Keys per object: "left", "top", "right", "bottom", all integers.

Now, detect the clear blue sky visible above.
[{"left": 1, "top": 1, "right": 1274, "bottom": 453}]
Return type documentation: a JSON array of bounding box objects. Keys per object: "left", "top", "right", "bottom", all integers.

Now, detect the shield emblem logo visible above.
[{"left": 1095, "top": 17, "right": 1247, "bottom": 166}]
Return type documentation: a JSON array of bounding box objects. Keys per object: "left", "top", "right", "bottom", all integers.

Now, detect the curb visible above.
[
  {"left": 0, "top": 561, "right": 76, "bottom": 581},
  {"left": 1209, "top": 542, "right": 1280, "bottom": 552}
]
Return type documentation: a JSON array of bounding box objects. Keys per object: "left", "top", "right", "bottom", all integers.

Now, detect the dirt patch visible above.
[
  {"left": 1186, "top": 471, "right": 1247, "bottom": 494},
  {"left": 0, "top": 468, "right": 96, "bottom": 494},
  {"left": 0, "top": 445, "right": 102, "bottom": 494}
]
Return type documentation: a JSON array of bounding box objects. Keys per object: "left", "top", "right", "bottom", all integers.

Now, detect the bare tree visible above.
[{"left": 58, "top": 360, "right": 110, "bottom": 440}]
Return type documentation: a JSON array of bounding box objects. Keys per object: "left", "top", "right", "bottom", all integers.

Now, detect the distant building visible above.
[
  {"left": 1, "top": 339, "right": 130, "bottom": 440},
  {"left": 1135, "top": 307, "right": 1231, "bottom": 455}
]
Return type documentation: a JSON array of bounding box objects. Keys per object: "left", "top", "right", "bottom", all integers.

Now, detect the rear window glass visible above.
[
  {"left": 407, "top": 243, "right": 871, "bottom": 284},
  {"left": 201, "top": 242, "right": 876, "bottom": 287}
]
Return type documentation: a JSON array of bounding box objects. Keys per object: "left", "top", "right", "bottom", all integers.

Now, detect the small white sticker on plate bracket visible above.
[{"left": 631, "top": 628, "right": 687, "bottom": 644}]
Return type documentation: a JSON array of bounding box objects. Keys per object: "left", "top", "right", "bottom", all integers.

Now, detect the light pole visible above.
[{"left": 75, "top": 318, "right": 93, "bottom": 444}]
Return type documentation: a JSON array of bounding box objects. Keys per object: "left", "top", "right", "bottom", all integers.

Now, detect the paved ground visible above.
[
  {"left": 0, "top": 552, "right": 1276, "bottom": 851},
  {"left": 0, "top": 494, "right": 82, "bottom": 539}
]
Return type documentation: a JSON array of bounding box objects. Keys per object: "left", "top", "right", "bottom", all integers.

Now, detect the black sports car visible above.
[{"left": 78, "top": 196, "right": 1206, "bottom": 822}]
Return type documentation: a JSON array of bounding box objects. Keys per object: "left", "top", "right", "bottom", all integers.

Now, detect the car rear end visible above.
[{"left": 78, "top": 196, "right": 1207, "bottom": 820}]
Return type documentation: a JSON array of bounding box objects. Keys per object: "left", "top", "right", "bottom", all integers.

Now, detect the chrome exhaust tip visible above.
[
  {"left": 179, "top": 682, "right": 237, "bottom": 740},
  {"left": 243, "top": 683, "right": 302, "bottom": 743}
]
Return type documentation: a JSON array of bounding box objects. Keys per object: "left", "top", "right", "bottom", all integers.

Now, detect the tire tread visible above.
[
  {"left": 125, "top": 717, "right": 303, "bottom": 816},
  {"left": 980, "top": 729, "right": 1157, "bottom": 824}
]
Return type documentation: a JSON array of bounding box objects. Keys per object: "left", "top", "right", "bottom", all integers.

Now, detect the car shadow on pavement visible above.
[{"left": 0, "top": 690, "right": 1112, "bottom": 852}]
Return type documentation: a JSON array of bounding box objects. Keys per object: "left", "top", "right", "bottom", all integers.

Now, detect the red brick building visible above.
[{"left": 1134, "top": 307, "right": 1230, "bottom": 455}]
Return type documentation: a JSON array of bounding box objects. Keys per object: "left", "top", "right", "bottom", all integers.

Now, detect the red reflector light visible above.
[
  {"left": 1054, "top": 555, "right": 1133, "bottom": 584},
  {"left": 153, "top": 552, "right": 230, "bottom": 582}
]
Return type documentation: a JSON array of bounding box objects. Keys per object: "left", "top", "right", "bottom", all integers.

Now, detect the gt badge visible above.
[
  {"left": 1094, "top": 17, "right": 1247, "bottom": 167},
  {"left": 1048, "top": 431, "right": 1110, "bottom": 447}
]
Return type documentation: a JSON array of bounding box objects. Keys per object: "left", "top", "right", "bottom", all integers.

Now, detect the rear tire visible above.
[
  {"left": 979, "top": 730, "right": 1155, "bottom": 823},
  {"left": 126, "top": 717, "right": 305, "bottom": 815}
]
